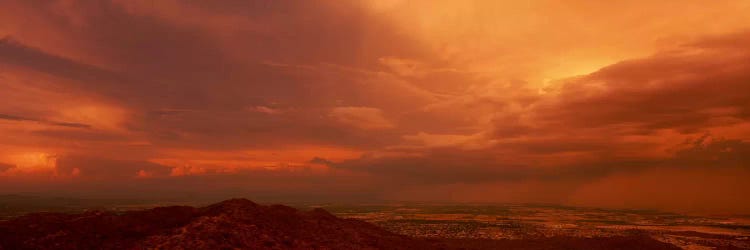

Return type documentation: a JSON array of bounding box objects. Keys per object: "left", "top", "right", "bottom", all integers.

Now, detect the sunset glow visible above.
[{"left": 1, "top": 0, "right": 749, "bottom": 214}]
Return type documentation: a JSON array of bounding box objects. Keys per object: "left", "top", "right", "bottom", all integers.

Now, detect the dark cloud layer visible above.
[
  {"left": 0, "top": 113, "right": 91, "bottom": 128},
  {"left": 0, "top": 162, "right": 14, "bottom": 172},
  {"left": 0, "top": 0, "right": 439, "bottom": 151},
  {"left": 535, "top": 37, "right": 750, "bottom": 133},
  {"left": 0, "top": 37, "right": 127, "bottom": 90}
]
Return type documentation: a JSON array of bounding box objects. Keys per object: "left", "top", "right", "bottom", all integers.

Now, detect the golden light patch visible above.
[
  {"left": 54, "top": 104, "right": 129, "bottom": 131},
  {"left": 3, "top": 152, "right": 57, "bottom": 175}
]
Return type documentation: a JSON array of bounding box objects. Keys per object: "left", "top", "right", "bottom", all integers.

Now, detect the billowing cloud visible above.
[
  {"left": 533, "top": 33, "right": 750, "bottom": 133},
  {"left": 0, "top": 0, "right": 749, "bottom": 213}
]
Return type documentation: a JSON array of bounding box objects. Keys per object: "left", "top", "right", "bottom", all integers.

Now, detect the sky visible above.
[{"left": 1, "top": 0, "right": 749, "bottom": 214}]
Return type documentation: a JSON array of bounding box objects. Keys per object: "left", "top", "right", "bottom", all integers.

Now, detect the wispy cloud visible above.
[{"left": 0, "top": 113, "right": 90, "bottom": 128}]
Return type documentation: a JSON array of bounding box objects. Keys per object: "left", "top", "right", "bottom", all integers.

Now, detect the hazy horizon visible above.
[{"left": 1, "top": 0, "right": 749, "bottom": 215}]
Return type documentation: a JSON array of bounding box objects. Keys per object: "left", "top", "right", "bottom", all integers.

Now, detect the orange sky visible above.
[{"left": 1, "top": 0, "right": 749, "bottom": 214}]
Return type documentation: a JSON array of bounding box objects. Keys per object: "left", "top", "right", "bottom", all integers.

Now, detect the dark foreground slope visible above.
[{"left": 0, "top": 199, "right": 678, "bottom": 250}]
